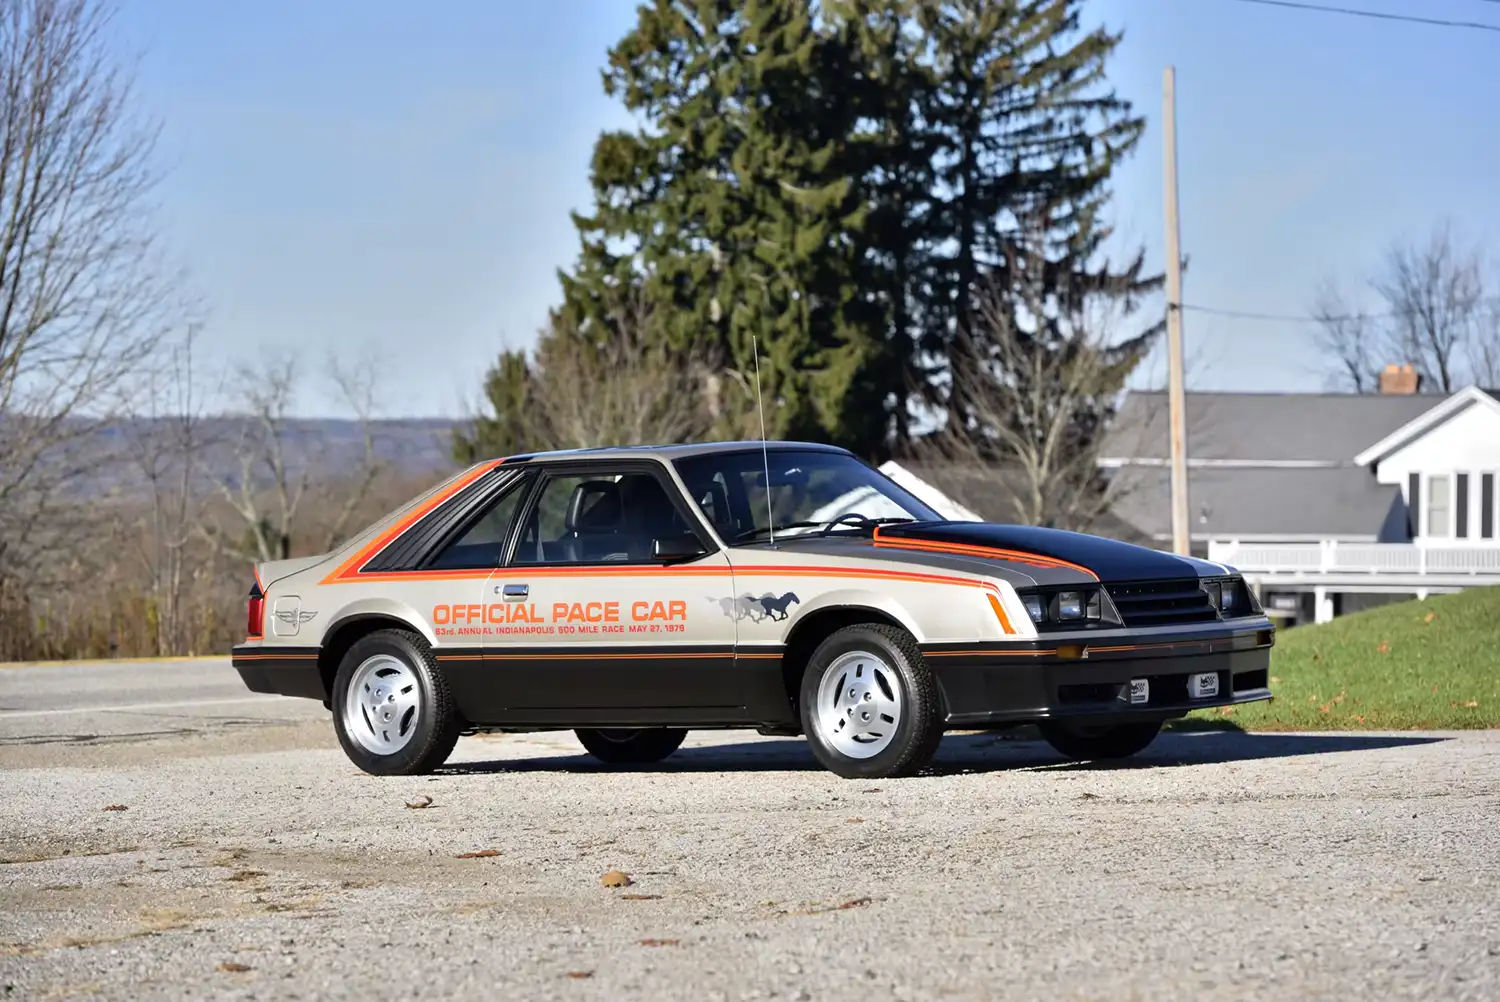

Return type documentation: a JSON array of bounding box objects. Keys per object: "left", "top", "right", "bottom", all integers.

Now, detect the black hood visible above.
[{"left": 874, "top": 522, "right": 1216, "bottom": 583}]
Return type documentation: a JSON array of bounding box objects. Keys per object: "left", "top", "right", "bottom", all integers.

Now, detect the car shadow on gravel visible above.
[{"left": 444, "top": 730, "right": 1447, "bottom": 776}]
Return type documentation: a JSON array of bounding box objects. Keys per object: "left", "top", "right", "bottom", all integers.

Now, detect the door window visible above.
[{"left": 512, "top": 470, "right": 699, "bottom": 565}]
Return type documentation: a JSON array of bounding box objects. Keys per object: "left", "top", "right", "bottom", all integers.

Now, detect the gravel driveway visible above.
[{"left": 1, "top": 659, "right": 1497, "bottom": 1001}]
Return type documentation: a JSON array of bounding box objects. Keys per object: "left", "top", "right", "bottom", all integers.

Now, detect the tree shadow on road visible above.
[{"left": 443, "top": 729, "right": 1448, "bottom": 777}]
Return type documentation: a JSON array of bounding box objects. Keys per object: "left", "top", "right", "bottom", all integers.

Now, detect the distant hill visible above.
[{"left": 58, "top": 416, "right": 469, "bottom": 500}]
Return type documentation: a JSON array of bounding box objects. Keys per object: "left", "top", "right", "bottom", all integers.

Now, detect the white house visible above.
[{"left": 884, "top": 365, "right": 1500, "bottom": 627}]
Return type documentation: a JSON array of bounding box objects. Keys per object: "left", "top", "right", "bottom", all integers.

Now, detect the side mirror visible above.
[{"left": 652, "top": 532, "right": 707, "bottom": 562}]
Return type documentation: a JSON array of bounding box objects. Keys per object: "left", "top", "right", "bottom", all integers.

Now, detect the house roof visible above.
[
  {"left": 1353, "top": 385, "right": 1500, "bottom": 467},
  {"left": 894, "top": 460, "right": 1152, "bottom": 544},
  {"left": 1103, "top": 391, "right": 1454, "bottom": 464},
  {"left": 1105, "top": 465, "right": 1404, "bottom": 540}
]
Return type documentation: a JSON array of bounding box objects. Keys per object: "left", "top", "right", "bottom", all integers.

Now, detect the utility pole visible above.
[{"left": 1162, "top": 65, "right": 1190, "bottom": 557}]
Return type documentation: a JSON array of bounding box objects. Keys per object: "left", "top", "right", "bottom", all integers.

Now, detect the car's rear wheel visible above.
[
  {"left": 799, "top": 624, "right": 942, "bottom": 779},
  {"left": 575, "top": 727, "right": 688, "bottom": 764},
  {"left": 1038, "top": 719, "right": 1163, "bottom": 762},
  {"left": 332, "top": 629, "right": 460, "bottom": 776}
]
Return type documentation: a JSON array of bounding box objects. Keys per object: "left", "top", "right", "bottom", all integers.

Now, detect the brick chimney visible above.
[{"left": 1378, "top": 363, "right": 1420, "bottom": 395}]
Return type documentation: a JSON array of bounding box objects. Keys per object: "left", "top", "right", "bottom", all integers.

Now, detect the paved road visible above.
[{"left": 1, "top": 659, "right": 1497, "bottom": 1001}]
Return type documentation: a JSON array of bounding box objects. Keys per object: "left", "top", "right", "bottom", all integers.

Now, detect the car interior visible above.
[{"left": 512, "top": 472, "right": 696, "bottom": 565}]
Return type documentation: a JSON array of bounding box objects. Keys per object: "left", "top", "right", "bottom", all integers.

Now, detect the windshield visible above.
[{"left": 672, "top": 449, "right": 940, "bottom": 544}]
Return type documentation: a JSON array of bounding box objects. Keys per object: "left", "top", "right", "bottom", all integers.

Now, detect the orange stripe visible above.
[
  {"left": 438, "top": 651, "right": 731, "bottom": 662},
  {"left": 232, "top": 653, "right": 318, "bottom": 660},
  {"left": 329, "top": 561, "right": 997, "bottom": 590},
  {"left": 924, "top": 648, "right": 1057, "bottom": 658},
  {"left": 875, "top": 537, "right": 1062, "bottom": 569},
  {"left": 871, "top": 530, "right": 1099, "bottom": 580},
  {"left": 986, "top": 593, "right": 1015, "bottom": 635},
  {"left": 321, "top": 461, "right": 505, "bottom": 584}
]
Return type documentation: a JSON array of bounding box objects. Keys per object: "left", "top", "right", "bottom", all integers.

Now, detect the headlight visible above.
[
  {"left": 1018, "top": 587, "right": 1105, "bottom": 627},
  {"left": 1203, "top": 581, "right": 1222, "bottom": 610}
]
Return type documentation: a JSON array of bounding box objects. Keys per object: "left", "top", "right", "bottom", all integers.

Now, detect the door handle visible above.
[{"left": 498, "top": 583, "right": 529, "bottom": 600}]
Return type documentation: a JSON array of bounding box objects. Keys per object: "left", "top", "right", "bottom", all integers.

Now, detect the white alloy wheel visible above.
[
  {"left": 343, "top": 653, "right": 421, "bottom": 755},
  {"left": 813, "top": 648, "right": 903, "bottom": 759}
]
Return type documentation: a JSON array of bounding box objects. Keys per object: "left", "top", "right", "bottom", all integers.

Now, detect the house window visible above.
[
  {"left": 1427, "top": 474, "right": 1452, "bottom": 538},
  {"left": 1457, "top": 473, "right": 1470, "bottom": 539},
  {"left": 1407, "top": 472, "right": 1420, "bottom": 538},
  {"left": 1483, "top": 473, "right": 1495, "bottom": 540}
]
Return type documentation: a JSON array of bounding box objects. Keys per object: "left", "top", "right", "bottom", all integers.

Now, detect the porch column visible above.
[{"left": 1313, "top": 586, "right": 1335, "bottom": 624}]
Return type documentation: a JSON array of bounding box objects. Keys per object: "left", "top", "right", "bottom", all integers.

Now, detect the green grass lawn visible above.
[{"left": 1187, "top": 585, "right": 1500, "bottom": 731}]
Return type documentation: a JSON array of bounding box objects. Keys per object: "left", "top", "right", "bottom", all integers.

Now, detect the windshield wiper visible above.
[
  {"left": 733, "top": 516, "right": 916, "bottom": 543},
  {"left": 732, "top": 520, "right": 825, "bottom": 542}
]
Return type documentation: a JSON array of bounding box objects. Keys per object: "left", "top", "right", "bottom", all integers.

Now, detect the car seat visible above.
[{"left": 564, "top": 480, "right": 628, "bottom": 562}]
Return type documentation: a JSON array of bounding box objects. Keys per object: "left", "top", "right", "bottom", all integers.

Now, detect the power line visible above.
[
  {"left": 1223, "top": 0, "right": 1500, "bottom": 33},
  {"left": 1179, "top": 298, "right": 1500, "bottom": 324}
]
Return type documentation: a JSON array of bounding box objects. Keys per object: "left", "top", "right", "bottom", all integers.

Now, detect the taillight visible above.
[{"left": 247, "top": 583, "right": 265, "bottom": 638}]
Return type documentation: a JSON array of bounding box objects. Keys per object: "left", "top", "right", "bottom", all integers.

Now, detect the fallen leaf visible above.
[
  {"left": 225, "top": 870, "right": 266, "bottom": 882},
  {"left": 1424, "top": 611, "right": 1437, "bottom": 623},
  {"left": 1332, "top": 692, "right": 1346, "bottom": 705},
  {"left": 103, "top": 805, "right": 127, "bottom": 812},
  {"left": 600, "top": 869, "right": 633, "bottom": 888},
  {"left": 1376, "top": 640, "right": 1390, "bottom": 654},
  {"left": 1318, "top": 704, "right": 1331, "bottom": 714},
  {"left": 455, "top": 849, "right": 500, "bottom": 859},
  {"left": 620, "top": 893, "right": 661, "bottom": 901},
  {"left": 836, "top": 897, "right": 871, "bottom": 910},
  {"left": 1353, "top": 715, "right": 1366, "bottom": 723},
  {"left": 845, "top": 817, "right": 865, "bottom": 823},
  {"left": 639, "top": 938, "right": 679, "bottom": 947},
  {"left": 565, "top": 971, "right": 594, "bottom": 979},
  {"left": 1464, "top": 700, "right": 1479, "bottom": 708},
  {"left": 404, "top": 796, "right": 434, "bottom": 809},
  {"left": 1270, "top": 676, "right": 1282, "bottom": 684},
  {"left": 218, "top": 962, "right": 252, "bottom": 973},
  {"left": 1219, "top": 706, "right": 1235, "bottom": 716}
]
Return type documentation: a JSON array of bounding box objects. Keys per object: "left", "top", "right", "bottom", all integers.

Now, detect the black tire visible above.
[
  {"left": 1038, "top": 719, "right": 1163, "bottom": 762},
  {"left": 799, "top": 623, "right": 943, "bottom": 780},
  {"left": 575, "top": 727, "right": 688, "bottom": 765},
  {"left": 332, "top": 628, "right": 461, "bottom": 776}
]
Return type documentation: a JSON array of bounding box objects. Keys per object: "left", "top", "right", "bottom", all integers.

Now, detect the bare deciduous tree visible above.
[
  {"left": 0, "top": 0, "right": 167, "bottom": 588},
  {"left": 204, "top": 355, "right": 387, "bottom": 563},
  {"left": 120, "top": 326, "right": 209, "bottom": 654},
  {"left": 1373, "top": 222, "right": 1484, "bottom": 394},
  {"left": 918, "top": 248, "right": 1150, "bottom": 532},
  {"left": 1309, "top": 278, "right": 1377, "bottom": 393},
  {"left": 525, "top": 295, "right": 717, "bottom": 450}
]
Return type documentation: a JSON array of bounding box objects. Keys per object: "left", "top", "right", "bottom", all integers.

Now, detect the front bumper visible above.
[
  {"left": 230, "top": 644, "right": 326, "bottom": 701},
  {"left": 927, "top": 620, "right": 1275, "bottom": 727}
]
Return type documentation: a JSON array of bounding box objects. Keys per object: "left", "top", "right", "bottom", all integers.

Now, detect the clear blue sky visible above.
[{"left": 119, "top": 0, "right": 1500, "bottom": 416}]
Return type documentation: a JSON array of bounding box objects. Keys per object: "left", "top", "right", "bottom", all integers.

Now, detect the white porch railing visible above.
[{"left": 1207, "top": 540, "right": 1500, "bottom": 579}]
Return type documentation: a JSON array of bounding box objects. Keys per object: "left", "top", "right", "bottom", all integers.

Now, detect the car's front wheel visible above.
[
  {"left": 575, "top": 727, "right": 688, "bottom": 764},
  {"left": 332, "top": 629, "right": 460, "bottom": 776},
  {"left": 799, "top": 624, "right": 943, "bottom": 779},
  {"left": 1038, "top": 719, "right": 1163, "bottom": 762}
]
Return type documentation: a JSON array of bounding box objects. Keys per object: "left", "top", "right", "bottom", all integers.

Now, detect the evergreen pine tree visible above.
[
  {"left": 915, "top": 0, "right": 1157, "bottom": 431},
  {"left": 559, "top": 0, "right": 883, "bottom": 451}
]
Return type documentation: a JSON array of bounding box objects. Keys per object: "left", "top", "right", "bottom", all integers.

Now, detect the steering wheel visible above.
[{"left": 820, "top": 511, "right": 875, "bottom": 535}]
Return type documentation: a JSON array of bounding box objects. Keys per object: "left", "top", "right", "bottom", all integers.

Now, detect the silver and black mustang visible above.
[{"left": 232, "top": 441, "right": 1274, "bottom": 779}]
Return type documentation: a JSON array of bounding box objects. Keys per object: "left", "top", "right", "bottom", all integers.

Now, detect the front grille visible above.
[{"left": 1106, "top": 579, "right": 1219, "bottom": 627}]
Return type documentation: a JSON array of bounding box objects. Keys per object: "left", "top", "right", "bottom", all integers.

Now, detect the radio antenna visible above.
[{"left": 752, "top": 335, "right": 774, "bottom": 546}]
